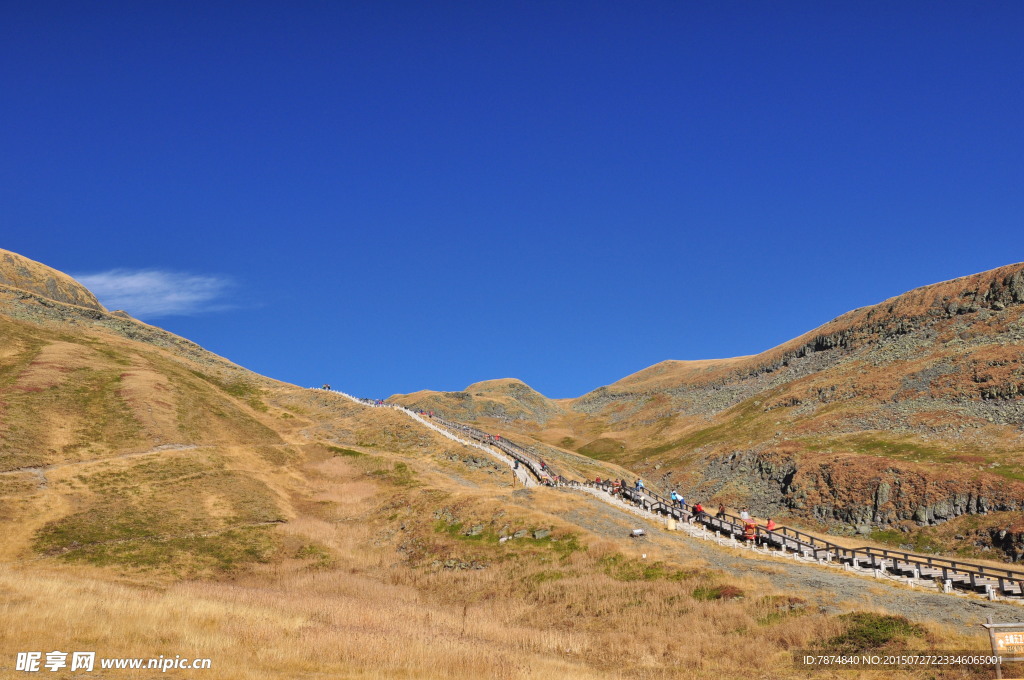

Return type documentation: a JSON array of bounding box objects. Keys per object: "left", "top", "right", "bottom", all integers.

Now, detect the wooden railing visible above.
[
  {"left": 428, "top": 415, "right": 557, "bottom": 484},
  {"left": 585, "top": 480, "right": 1024, "bottom": 598}
]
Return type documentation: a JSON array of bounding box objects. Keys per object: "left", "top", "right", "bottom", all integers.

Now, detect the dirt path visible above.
[{"left": 0, "top": 443, "right": 202, "bottom": 488}]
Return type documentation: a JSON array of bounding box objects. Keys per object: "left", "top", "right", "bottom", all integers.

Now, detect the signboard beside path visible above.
[{"left": 983, "top": 617, "right": 1024, "bottom": 679}]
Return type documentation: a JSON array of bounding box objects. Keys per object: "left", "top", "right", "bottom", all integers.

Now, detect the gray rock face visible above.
[
  {"left": 697, "top": 450, "right": 797, "bottom": 517},
  {"left": 989, "top": 527, "right": 1024, "bottom": 562},
  {"left": 532, "top": 529, "right": 551, "bottom": 540},
  {"left": 875, "top": 482, "right": 890, "bottom": 507},
  {"left": 689, "top": 447, "right": 1024, "bottom": 555},
  {"left": 983, "top": 269, "right": 1024, "bottom": 308},
  {"left": 445, "top": 453, "right": 501, "bottom": 472},
  {"left": 433, "top": 508, "right": 457, "bottom": 524}
]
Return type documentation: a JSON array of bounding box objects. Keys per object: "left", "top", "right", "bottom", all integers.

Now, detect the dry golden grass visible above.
[
  {"left": 0, "top": 525, "right": 988, "bottom": 680},
  {"left": 13, "top": 341, "right": 97, "bottom": 391},
  {"left": 0, "top": 437, "right": 997, "bottom": 679}
]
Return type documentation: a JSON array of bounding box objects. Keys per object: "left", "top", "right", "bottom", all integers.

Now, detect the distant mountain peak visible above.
[{"left": 0, "top": 248, "right": 106, "bottom": 312}]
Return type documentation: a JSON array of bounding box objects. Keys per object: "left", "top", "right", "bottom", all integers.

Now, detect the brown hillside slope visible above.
[
  {"left": 582, "top": 260, "right": 1024, "bottom": 399},
  {"left": 0, "top": 256, "right": 503, "bottom": 570}
]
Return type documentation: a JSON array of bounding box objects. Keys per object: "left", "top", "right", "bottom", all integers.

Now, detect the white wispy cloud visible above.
[{"left": 73, "top": 269, "right": 234, "bottom": 318}]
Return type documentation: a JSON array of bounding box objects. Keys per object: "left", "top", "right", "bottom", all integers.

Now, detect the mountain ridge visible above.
[{"left": 392, "top": 260, "right": 1024, "bottom": 555}]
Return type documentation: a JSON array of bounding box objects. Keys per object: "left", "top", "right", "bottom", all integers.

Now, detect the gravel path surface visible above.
[{"left": 563, "top": 487, "right": 1024, "bottom": 631}]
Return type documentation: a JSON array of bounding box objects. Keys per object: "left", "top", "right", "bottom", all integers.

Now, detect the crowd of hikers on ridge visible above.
[{"left": 592, "top": 475, "right": 780, "bottom": 543}]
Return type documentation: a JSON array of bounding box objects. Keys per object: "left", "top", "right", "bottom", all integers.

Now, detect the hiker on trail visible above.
[
  {"left": 717, "top": 504, "right": 726, "bottom": 520},
  {"left": 740, "top": 507, "right": 750, "bottom": 521},
  {"left": 693, "top": 502, "right": 705, "bottom": 522},
  {"left": 513, "top": 459, "right": 519, "bottom": 470},
  {"left": 670, "top": 490, "right": 678, "bottom": 505},
  {"left": 743, "top": 520, "right": 757, "bottom": 542},
  {"left": 765, "top": 518, "right": 777, "bottom": 531},
  {"left": 635, "top": 479, "right": 645, "bottom": 492}
]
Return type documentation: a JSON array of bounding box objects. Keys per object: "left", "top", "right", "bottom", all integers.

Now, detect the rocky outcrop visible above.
[
  {"left": 692, "top": 449, "right": 1024, "bottom": 532},
  {"left": 980, "top": 268, "right": 1024, "bottom": 309},
  {"left": 989, "top": 522, "right": 1024, "bottom": 562}
]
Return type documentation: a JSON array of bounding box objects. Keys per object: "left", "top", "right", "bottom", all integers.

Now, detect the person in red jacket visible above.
[{"left": 765, "top": 518, "right": 777, "bottom": 531}]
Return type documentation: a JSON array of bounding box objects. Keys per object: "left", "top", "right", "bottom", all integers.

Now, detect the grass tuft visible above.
[
  {"left": 600, "top": 554, "right": 697, "bottom": 582},
  {"left": 326, "top": 445, "right": 364, "bottom": 457},
  {"left": 692, "top": 584, "right": 745, "bottom": 600},
  {"left": 826, "top": 612, "right": 926, "bottom": 652}
]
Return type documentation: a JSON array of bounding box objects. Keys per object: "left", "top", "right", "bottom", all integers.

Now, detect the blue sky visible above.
[{"left": 2, "top": 2, "right": 1021, "bottom": 399}]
